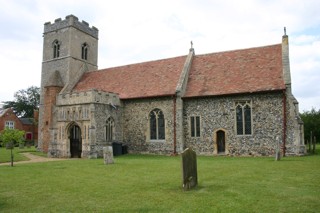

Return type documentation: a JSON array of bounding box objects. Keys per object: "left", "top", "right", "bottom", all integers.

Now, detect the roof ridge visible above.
[
  {"left": 94, "top": 55, "right": 188, "bottom": 72},
  {"left": 195, "top": 43, "right": 281, "bottom": 57},
  {"left": 184, "top": 43, "right": 284, "bottom": 97},
  {"left": 0, "top": 108, "right": 10, "bottom": 117}
]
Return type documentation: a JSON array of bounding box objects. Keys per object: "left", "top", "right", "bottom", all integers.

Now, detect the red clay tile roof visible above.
[
  {"left": 73, "top": 44, "right": 285, "bottom": 99},
  {"left": 184, "top": 44, "right": 285, "bottom": 98},
  {"left": 73, "top": 56, "right": 187, "bottom": 99}
]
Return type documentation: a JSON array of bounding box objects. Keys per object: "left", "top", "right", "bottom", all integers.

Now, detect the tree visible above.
[
  {"left": 3, "top": 86, "right": 40, "bottom": 118},
  {"left": 0, "top": 128, "right": 25, "bottom": 166},
  {"left": 300, "top": 108, "right": 320, "bottom": 144}
]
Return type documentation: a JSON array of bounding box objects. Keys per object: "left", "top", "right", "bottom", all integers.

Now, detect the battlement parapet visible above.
[
  {"left": 57, "top": 90, "right": 120, "bottom": 106},
  {"left": 44, "top": 14, "right": 98, "bottom": 39}
]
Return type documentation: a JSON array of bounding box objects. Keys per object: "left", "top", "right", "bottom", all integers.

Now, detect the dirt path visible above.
[{"left": 0, "top": 153, "right": 70, "bottom": 166}]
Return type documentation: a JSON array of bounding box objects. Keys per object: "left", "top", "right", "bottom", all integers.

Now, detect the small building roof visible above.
[
  {"left": 0, "top": 108, "right": 10, "bottom": 117},
  {"left": 20, "top": 118, "right": 34, "bottom": 125}
]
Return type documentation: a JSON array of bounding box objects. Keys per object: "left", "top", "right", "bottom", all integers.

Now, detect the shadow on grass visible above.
[{"left": 0, "top": 198, "right": 8, "bottom": 212}]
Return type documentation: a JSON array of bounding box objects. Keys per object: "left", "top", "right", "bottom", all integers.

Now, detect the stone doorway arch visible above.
[
  {"left": 69, "top": 124, "right": 82, "bottom": 158},
  {"left": 213, "top": 129, "right": 228, "bottom": 155},
  {"left": 217, "top": 130, "right": 225, "bottom": 153}
]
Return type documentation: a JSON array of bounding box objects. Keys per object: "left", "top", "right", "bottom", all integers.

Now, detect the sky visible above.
[{"left": 0, "top": 0, "right": 319, "bottom": 112}]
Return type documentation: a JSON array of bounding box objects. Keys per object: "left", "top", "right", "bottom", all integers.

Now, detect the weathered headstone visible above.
[
  {"left": 275, "top": 136, "right": 281, "bottom": 161},
  {"left": 19, "top": 143, "right": 25, "bottom": 149},
  {"left": 313, "top": 136, "right": 316, "bottom": 154},
  {"left": 181, "top": 148, "right": 198, "bottom": 190},
  {"left": 310, "top": 131, "right": 313, "bottom": 153},
  {"left": 275, "top": 149, "right": 281, "bottom": 161},
  {"left": 103, "top": 146, "right": 114, "bottom": 165}
]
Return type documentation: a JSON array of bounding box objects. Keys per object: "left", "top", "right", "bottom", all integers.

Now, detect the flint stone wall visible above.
[
  {"left": 285, "top": 93, "right": 305, "bottom": 155},
  {"left": 183, "top": 92, "right": 284, "bottom": 156},
  {"left": 91, "top": 103, "right": 123, "bottom": 157},
  {"left": 47, "top": 90, "right": 304, "bottom": 158},
  {"left": 122, "top": 97, "right": 175, "bottom": 155}
]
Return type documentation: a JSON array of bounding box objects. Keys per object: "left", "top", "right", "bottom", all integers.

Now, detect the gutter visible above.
[{"left": 173, "top": 95, "right": 177, "bottom": 155}]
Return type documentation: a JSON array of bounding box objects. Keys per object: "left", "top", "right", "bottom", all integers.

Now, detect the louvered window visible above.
[
  {"left": 81, "top": 43, "right": 88, "bottom": 60},
  {"left": 53, "top": 40, "right": 60, "bottom": 58}
]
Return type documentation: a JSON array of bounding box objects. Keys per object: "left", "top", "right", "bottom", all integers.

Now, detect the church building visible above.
[{"left": 38, "top": 15, "right": 305, "bottom": 158}]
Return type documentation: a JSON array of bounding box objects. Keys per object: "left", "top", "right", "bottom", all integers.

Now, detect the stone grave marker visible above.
[
  {"left": 275, "top": 136, "right": 281, "bottom": 161},
  {"left": 275, "top": 149, "right": 281, "bottom": 161},
  {"left": 181, "top": 148, "right": 198, "bottom": 190},
  {"left": 103, "top": 146, "right": 114, "bottom": 165}
]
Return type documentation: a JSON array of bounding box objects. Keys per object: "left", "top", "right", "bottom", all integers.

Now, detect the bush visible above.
[{"left": 300, "top": 108, "right": 320, "bottom": 144}]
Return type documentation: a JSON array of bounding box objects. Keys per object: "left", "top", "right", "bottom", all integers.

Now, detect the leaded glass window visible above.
[
  {"left": 235, "top": 101, "right": 252, "bottom": 135},
  {"left": 149, "top": 109, "right": 165, "bottom": 140},
  {"left": 106, "top": 117, "right": 114, "bottom": 142},
  {"left": 190, "top": 116, "right": 200, "bottom": 137}
]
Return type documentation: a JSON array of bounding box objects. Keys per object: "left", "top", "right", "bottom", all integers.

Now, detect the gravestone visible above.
[
  {"left": 275, "top": 136, "right": 281, "bottom": 161},
  {"left": 103, "top": 146, "right": 114, "bottom": 165},
  {"left": 181, "top": 148, "right": 198, "bottom": 190},
  {"left": 275, "top": 149, "right": 281, "bottom": 161}
]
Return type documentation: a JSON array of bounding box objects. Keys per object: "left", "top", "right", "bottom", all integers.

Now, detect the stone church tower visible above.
[{"left": 38, "top": 15, "right": 99, "bottom": 152}]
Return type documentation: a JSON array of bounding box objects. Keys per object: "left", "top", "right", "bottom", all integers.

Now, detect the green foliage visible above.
[
  {"left": 3, "top": 86, "right": 40, "bottom": 118},
  {"left": 0, "top": 154, "right": 319, "bottom": 212},
  {"left": 300, "top": 108, "right": 320, "bottom": 143},
  {"left": 0, "top": 128, "right": 25, "bottom": 146}
]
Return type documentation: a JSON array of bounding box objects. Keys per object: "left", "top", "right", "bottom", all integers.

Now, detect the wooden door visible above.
[
  {"left": 217, "top": 130, "right": 225, "bottom": 153},
  {"left": 70, "top": 125, "right": 82, "bottom": 158}
]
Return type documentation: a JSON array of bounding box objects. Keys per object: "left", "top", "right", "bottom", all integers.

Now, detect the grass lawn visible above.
[
  {"left": 0, "top": 151, "right": 319, "bottom": 212},
  {"left": 0, "top": 146, "right": 47, "bottom": 163}
]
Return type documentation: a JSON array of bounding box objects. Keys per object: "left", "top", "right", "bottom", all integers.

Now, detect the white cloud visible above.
[
  {"left": 290, "top": 38, "right": 320, "bottom": 112},
  {"left": 0, "top": 0, "right": 319, "bottom": 111}
]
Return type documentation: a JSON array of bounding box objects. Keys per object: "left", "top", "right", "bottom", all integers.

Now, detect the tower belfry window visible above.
[
  {"left": 53, "top": 40, "right": 60, "bottom": 58},
  {"left": 81, "top": 43, "right": 88, "bottom": 60}
]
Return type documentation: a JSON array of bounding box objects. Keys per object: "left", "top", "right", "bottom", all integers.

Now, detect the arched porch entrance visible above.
[{"left": 70, "top": 125, "right": 82, "bottom": 158}]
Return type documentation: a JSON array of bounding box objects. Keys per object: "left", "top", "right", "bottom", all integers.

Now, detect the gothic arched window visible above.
[
  {"left": 53, "top": 40, "right": 60, "bottom": 58},
  {"left": 81, "top": 43, "right": 88, "bottom": 60},
  {"left": 149, "top": 109, "right": 165, "bottom": 140},
  {"left": 236, "top": 101, "right": 252, "bottom": 135},
  {"left": 106, "top": 117, "right": 114, "bottom": 142}
]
